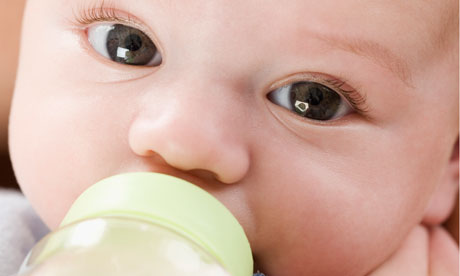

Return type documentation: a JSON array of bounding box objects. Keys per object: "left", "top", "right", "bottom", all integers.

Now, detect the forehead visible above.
[
  {"left": 248, "top": 0, "right": 455, "bottom": 61},
  {"left": 192, "top": 1, "right": 448, "bottom": 81},
  {"left": 81, "top": 0, "right": 454, "bottom": 69},
  {"left": 71, "top": 0, "right": 454, "bottom": 42}
]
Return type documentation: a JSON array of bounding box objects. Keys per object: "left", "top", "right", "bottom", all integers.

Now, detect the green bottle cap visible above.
[{"left": 60, "top": 172, "right": 253, "bottom": 276}]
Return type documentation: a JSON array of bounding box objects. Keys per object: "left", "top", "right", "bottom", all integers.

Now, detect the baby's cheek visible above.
[
  {"left": 245, "top": 137, "right": 429, "bottom": 275},
  {"left": 10, "top": 101, "right": 83, "bottom": 227},
  {"left": 254, "top": 190, "right": 414, "bottom": 275},
  {"left": 9, "top": 87, "right": 133, "bottom": 229}
]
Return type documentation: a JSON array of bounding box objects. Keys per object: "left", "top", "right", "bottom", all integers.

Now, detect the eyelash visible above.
[
  {"left": 71, "top": 2, "right": 136, "bottom": 26},
  {"left": 323, "top": 78, "right": 369, "bottom": 115},
  {"left": 71, "top": 4, "right": 370, "bottom": 115}
]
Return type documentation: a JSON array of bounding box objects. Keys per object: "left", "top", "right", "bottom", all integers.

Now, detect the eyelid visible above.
[
  {"left": 268, "top": 73, "right": 370, "bottom": 116},
  {"left": 69, "top": 3, "right": 165, "bottom": 61}
]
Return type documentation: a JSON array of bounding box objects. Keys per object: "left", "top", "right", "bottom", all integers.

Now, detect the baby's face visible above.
[{"left": 9, "top": 0, "right": 458, "bottom": 275}]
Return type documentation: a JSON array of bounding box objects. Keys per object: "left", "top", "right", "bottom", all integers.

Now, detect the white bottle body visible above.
[{"left": 19, "top": 217, "right": 230, "bottom": 276}]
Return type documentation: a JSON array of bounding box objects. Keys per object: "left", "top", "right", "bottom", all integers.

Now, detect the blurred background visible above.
[
  {"left": 0, "top": 0, "right": 26, "bottom": 189},
  {"left": 0, "top": 0, "right": 457, "bottom": 242}
]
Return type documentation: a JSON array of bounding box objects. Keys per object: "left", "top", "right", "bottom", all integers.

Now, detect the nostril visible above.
[
  {"left": 188, "top": 169, "right": 221, "bottom": 183},
  {"left": 136, "top": 150, "right": 170, "bottom": 167}
]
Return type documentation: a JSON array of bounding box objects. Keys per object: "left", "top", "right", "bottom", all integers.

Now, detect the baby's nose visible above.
[{"left": 128, "top": 80, "right": 251, "bottom": 184}]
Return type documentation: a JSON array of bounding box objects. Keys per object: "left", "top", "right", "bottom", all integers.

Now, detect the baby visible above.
[{"left": 7, "top": 0, "right": 459, "bottom": 275}]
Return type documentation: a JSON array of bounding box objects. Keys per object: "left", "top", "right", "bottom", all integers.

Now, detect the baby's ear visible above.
[{"left": 422, "top": 137, "right": 459, "bottom": 226}]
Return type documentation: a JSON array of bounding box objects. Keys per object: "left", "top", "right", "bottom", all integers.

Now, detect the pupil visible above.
[
  {"left": 287, "top": 81, "right": 341, "bottom": 121},
  {"left": 124, "top": 34, "right": 142, "bottom": 51},
  {"left": 308, "top": 87, "right": 323, "bottom": 105}
]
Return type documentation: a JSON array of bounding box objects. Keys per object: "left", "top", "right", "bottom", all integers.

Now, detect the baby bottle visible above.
[{"left": 17, "top": 172, "right": 253, "bottom": 276}]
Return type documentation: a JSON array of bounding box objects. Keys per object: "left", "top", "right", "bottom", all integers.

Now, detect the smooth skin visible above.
[{"left": 9, "top": 0, "right": 459, "bottom": 275}]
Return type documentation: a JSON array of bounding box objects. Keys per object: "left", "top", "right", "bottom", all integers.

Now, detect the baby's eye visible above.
[
  {"left": 87, "top": 23, "right": 162, "bottom": 66},
  {"left": 267, "top": 81, "right": 353, "bottom": 121}
]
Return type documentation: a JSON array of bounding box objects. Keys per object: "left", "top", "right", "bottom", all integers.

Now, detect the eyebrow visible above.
[{"left": 316, "top": 34, "right": 413, "bottom": 87}]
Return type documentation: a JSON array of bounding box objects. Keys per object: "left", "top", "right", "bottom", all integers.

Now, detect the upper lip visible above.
[{"left": 129, "top": 165, "right": 226, "bottom": 192}]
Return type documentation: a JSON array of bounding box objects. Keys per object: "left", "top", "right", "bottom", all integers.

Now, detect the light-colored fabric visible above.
[{"left": 0, "top": 189, "right": 49, "bottom": 276}]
